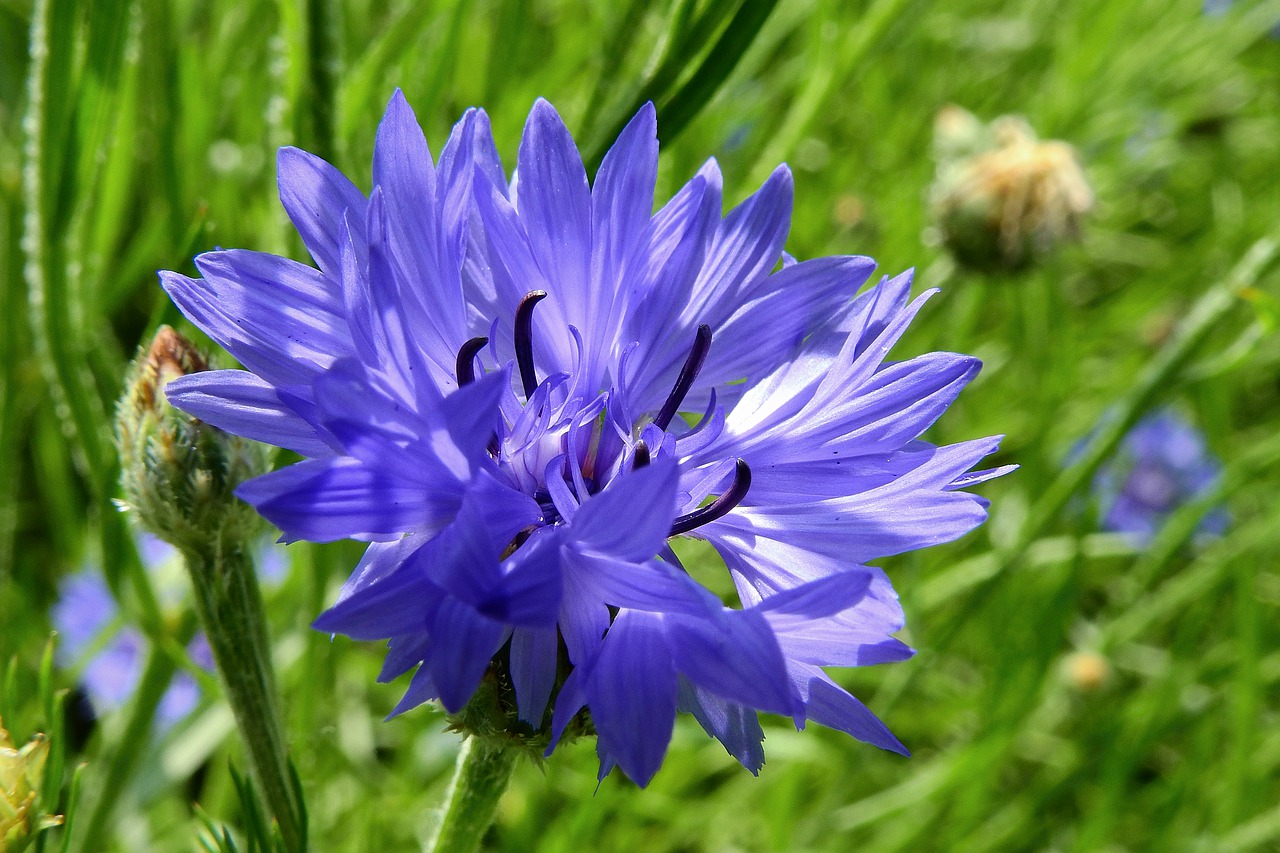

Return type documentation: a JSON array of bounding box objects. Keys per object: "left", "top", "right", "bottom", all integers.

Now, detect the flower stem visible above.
[
  {"left": 182, "top": 540, "right": 306, "bottom": 853},
  {"left": 427, "top": 737, "right": 519, "bottom": 853}
]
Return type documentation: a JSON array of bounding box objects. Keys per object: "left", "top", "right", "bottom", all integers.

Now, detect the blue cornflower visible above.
[
  {"left": 1093, "top": 409, "right": 1227, "bottom": 544},
  {"left": 52, "top": 536, "right": 212, "bottom": 727},
  {"left": 162, "top": 91, "right": 1010, "bottom": 785},
  {"left": 1203, "top": 0, "right": 1280, "bottom": 38},
  {"left": 52, "top": 535, "right": 287, "bottom": 726}
]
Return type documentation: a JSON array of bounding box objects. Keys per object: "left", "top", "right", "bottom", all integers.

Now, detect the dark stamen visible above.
[
  {"left": 633, "top": 441, "right": 650, "bottom": 469},
  {"left": 515, "top": 290, "right": 548, "bottom": 399},
  {"left": 669, "top": 459, "right": 751, "bottom": 536},
  {"left": 455, "top": 336, "right": 489, "bottom": 386},
  {"left": 654, "top": 324, "right": 712, "bottom": 431}
]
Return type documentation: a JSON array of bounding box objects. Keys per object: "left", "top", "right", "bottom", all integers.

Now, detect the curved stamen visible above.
[
  {"left": 669, "top": 459, "right": 751, "bottom": 536},
  {"left": 654, "top": 324, "right": 712, "bottom": 431},
  {"left": 515, "top": 290, "right": 548, "bottom": 399},
  {"left": 455, "top": 336, "right": 489, "bottom": 386},
  {"left": 633, "top": 440, "right": 650, "bottom": 469}
]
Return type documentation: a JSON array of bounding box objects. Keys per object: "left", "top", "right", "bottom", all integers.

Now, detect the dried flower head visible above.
[{"left": 931, "top": 106, "right": 1092, "bottom": 271}]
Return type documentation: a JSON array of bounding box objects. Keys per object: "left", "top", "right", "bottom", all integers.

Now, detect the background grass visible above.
[{"left": 3, "top": 0, "right": 1280, "bottom": 850}]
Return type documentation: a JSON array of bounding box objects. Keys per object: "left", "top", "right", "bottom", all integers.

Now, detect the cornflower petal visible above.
[
  {"left": 584, "top": 609, "right": 678, "bottom": 787},
  {"left": 677, "top": 681, "right": 767, "bottom": 775},
  {"left": 164, "top": 370, "right": 332, "bottom": 457},
  {"left": 277, "top": 146, "right": 368, "bottom": 275}
]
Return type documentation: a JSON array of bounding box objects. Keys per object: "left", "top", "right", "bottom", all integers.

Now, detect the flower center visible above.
[{"left": 451, "top": 292, "right": 751, "bottom": 541}]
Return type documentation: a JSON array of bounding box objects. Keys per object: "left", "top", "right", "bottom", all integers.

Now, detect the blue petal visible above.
[
  {"left": 510, "top": 627, "right": 558, "bottom": 725},
  {"left": 387, "top": 664, "right": 439, "bottom": 719},
  {"left": 592, "top": 102, "right": 658, "bottom": 290},
  {"left": 557, "top": 568, "right": 612, "bottom": 666},
  {"left": 52, "top": 574, "right": 116, "bottom": 662},
  {"left": 703, "top": 437, "right": 1004, "bottom": 564},
  {"left": 336, "top": 535, "right": 422, "bottom": 602},
  {"left": 580, "top": 102, "right": 658, "bottom": 387},
  {"left": 568, "top": 458, "right": 678, "bottom": 562},
  {"left": 666, "top": 609, "right": 798, "bottom": 717},
  {"left": 467, "top": 526, "right": 560, "bottom": 628},
  {"left": 236, "top": 457, "right": 447, "bottom": 543},
  {"left": 312, "top": 554, "right": 439, "bottom": 640},
  {"left": 698, "top": 255, "right": 877, "bottom": 396},
  {"left": 546, "top": 667, "right": 587, "bottom": 754},
  {"left": 586, "top": 610, "right": 677, "bottom": 787},
  {"left": 516, "top": 100, "right": 592, "bottom": 336},
  {"left": 471, "top": 178, "right": 550, "bottom": 343},
  {"left": 378, "top": 633, "right": 431, "bottom": 683},
  {"left": 621, "top": 173, "right": 718, "bottom": 400},
  {"left": 361, "top": 188, "right": 441, "bottom": 393},
  {"left": 443, "top": 107, "right": 507, "bottom": 204},
  {"left": 276, "top": 146, "right": 368, "bottom": 275},
  {"left": 754, "top": 567, "right": 875, "bottom": 619},
  {"left": 163, "top": 250, "right": 351, "bottom": 387},
  {"left": 308, "top": 358, "right": 437, "bottom": 474},
  {"left": 687, "top": 165, "right": 793, "bottom": 323},
  {"left": 677, "top": 679, "right": 766, "bottom": 774},
  {"left": 426, "top": 597, "right": 508, "bottom": 712},
  {"left": 164, "top": 370, "right": 332, "bottom": 457},
  {"left": 372, "top": 91, "right": 471, "bottom": 380},
  {"left": 797, "top": 667, "right": 908, "bottom": 755},
  {"left": 758, "top": 569, "right": 916, "bottom": 667},
  {"left": 563, "top": 550, "right": 718, "bottom": 617}
]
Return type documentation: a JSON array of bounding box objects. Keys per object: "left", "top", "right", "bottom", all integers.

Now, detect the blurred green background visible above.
[{"left": 3, "top": 0, "right": 1280, "bottom": 850}]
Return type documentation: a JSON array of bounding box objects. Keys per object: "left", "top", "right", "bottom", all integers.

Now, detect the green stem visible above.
[
  {"left": 303, "top": 0, "right": 337, "bottom": 161},
  {"left": 182, "top": 539, "right": 306, "bottom": 853},
  {"left": 427, "top": 737, "right": 519, "bottom": 853}
]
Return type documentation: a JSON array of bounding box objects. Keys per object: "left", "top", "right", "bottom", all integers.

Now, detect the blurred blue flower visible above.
[
  {"left": 52, "top": 537, "right": 207, "bottom": 728},
  {"left": 1093, "top": 410, "right": 1227, "bottom": 544},
  {"left": 162, "top": 91, "right": 1010, "bottom": 784},
  {"left": 52, "top": 535, "right": 285, "bottom": 727},
  {"left": 1203, "top": 0, "right": 1280, "bottom": 38}
]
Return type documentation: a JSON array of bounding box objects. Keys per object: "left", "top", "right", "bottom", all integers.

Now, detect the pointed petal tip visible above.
[
  {"left": 528, "top": 97, "right": 565, "bottom": 125},
  {"left": 381, "top": 88, "right": 416, "bottom": 124},
  {"left": 309, "top": 607, "right": 343, "bottom": 634},
  {"left": 157, "top": 269, "right": 194, "bottom": 293},
  {"left": 629, "top": 100, "right": 658, "bottom": 131}
]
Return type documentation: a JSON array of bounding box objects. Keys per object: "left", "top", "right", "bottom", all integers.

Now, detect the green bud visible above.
[
  {"left": 0, "top": 720, "right": 63, "bottom": 852},
  {"left": 116, "top": 326, "right": 267, "bottom": 554},
  {"left": 930, "top": 106, "right": 1093, "bottom": 272}
]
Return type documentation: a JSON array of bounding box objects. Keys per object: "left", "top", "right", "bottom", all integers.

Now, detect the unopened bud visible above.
[
  {"left": 930, "top": 106, "right": 1092, "bottom": 271},
  {"left": 1, "top": 720, "right": 63, "bottom": 851},
  {"left": 116, "top": 326, "right": 267, "bottom": 554}
]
